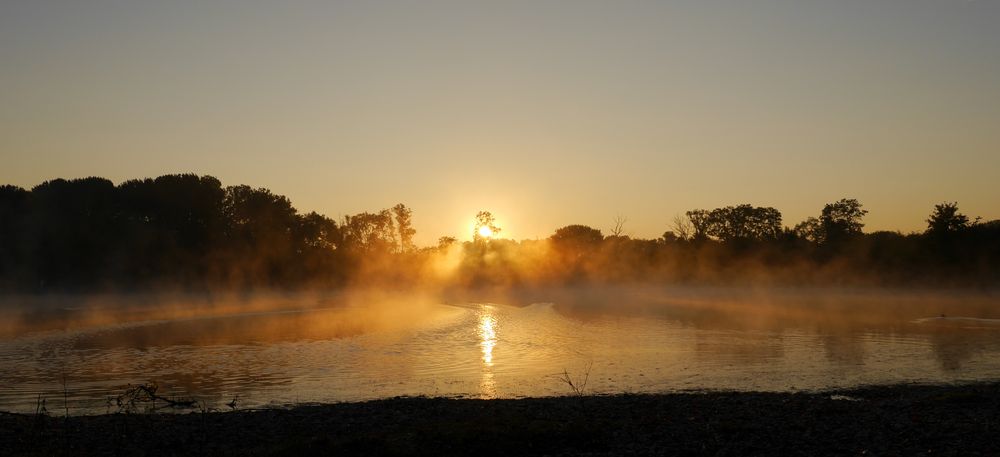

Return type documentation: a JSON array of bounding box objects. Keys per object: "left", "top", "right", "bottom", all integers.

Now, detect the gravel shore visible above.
[{"left": 3, "top": 383, "right": 999, "bottom": 456}]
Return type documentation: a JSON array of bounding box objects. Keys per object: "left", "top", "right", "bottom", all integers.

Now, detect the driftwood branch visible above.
[{"left": 115, "top": 383, "right": 196, "bottom": 413}]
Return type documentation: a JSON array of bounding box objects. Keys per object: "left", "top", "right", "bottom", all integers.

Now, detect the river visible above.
[{"left": 1, "top": 287, "right": 999, "bottom": 415}]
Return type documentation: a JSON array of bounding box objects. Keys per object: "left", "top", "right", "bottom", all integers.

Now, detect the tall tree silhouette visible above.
[
  {"left": 685, "top": 209, "right": 712, "bottom": 241},
  {"left": 926, "top": 202, "right": 970, "bottom": 234},
  {"left": 342, "top": 210, "right": 396, "bottom": 254},
  {"left": 473, "top": 211, "right": 500, "bottom": 243},
  {"left": 820, "top": 198, "right": 867, "bottom": 244},
  {"left": 392, "top": 203, "right": 416, "bottom": 253}
]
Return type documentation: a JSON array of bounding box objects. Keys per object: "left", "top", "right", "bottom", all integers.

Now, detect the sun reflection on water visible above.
[
  {"left": 479, "top": 306, "right": 497, "bottom": 366},
  {"left": 478, "top": 305, "right": 498, "bottom": 398}
]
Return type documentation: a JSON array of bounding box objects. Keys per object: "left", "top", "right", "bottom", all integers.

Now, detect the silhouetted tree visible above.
[
  {"left": 703, "top": 204, "right": 783, "bottom": 243},
  {"left": 293, "top": 212, "right": 343, "bottom": 282},
  {"left": 473, "top": 211, "right": 500, "bottom": 243},
  {"left": 27, "top": 177, "right": 118, "bottom": 287},
  {"left": 392, "top": 203, "right": 416, "bottom": 253},
  {"left": 115, "top": 174, "right": 226, "bottom": 283},
  {"left": 820, "top": 198, "right": 867, "bottom": 244},
  {"left": 342, "top": 210, "right": 396, "bottom": 253},
  {"left": 437, "top": 236, "right": 457, "bottom": 250},
  {"left": 224, "top": 185, "right": 297, "bottom": 245},
  {"left": 547, "top": 225, "right": 604, "bottom": 282},
  {"left": 221, "top": 185, "right": 300, "bottom": 285},
  {"left": 0, "top": 185, "right": 29, "bottom": 220},
  {"left": 926, "top": 202, "right": 969, "bottom": 234},
  {"left": 551, "top": 225, "right": 603, "bottom": 249},
  {"left": 610, "top": 215, "right": 627, "bottom": 237},
  {"left": 685, "top": 209, "right": 712, "bottom": 241},
  {"left": 296, "top": 212, "right": 341, "bottom": 251},
  {"left": 792, "top": 217, "right": 824, "bottom": 243},
  {"left": 670, "top": 214, "right": 693, "bottom": 241},
  {"left": 0, "top": 185, "right": 29, "bottom": 284}
]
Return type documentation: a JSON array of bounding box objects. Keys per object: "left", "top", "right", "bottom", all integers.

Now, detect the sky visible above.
[{"left": 2, "top": 0, "right": 998, "bottom": 245}]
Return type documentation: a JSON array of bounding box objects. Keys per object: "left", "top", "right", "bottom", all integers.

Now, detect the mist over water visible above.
[{"left": 1, "top": 287, "right": 999, "bottom": 415}]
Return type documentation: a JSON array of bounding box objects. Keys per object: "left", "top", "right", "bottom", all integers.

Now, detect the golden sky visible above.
[{"left": 2, "top": 1, "right": 998, "bottom": 245}]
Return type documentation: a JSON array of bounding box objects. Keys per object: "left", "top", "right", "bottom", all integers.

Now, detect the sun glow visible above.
[{"left": 477, "top": 225, "right": 494, "bottom": 239}]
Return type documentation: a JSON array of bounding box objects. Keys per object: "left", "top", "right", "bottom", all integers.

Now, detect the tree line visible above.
[
  {"left": 535, "top": 199, "right": 999, "bottom": 286},
  {"left": 0, "top": 174, "right": 997, "bottom": 291},
  {"left": 0, "top": 175, "right": 416, "bottom": 290}
]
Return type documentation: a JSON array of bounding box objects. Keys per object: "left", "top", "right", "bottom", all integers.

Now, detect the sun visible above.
[{"left": 478, "top": 225, "right": 494, "bottom": 238}]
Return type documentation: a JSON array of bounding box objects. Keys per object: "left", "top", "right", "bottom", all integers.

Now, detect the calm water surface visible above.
[{"left": 1, "top": 289, "right": 999, "bottom": 415}]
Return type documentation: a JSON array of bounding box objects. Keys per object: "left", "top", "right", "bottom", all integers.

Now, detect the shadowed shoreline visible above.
[{"left": 4, "top": 382, "right": 999, "bottom": 456}]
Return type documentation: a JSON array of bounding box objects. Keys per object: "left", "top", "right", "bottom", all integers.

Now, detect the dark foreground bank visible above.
[{"left": 3, "top": 383, "right": 999, "bottom": 456}]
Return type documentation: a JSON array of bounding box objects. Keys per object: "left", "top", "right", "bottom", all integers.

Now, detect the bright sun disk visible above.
[{"left": 478, "top": 226, "right": 493, "bottom": 238}]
